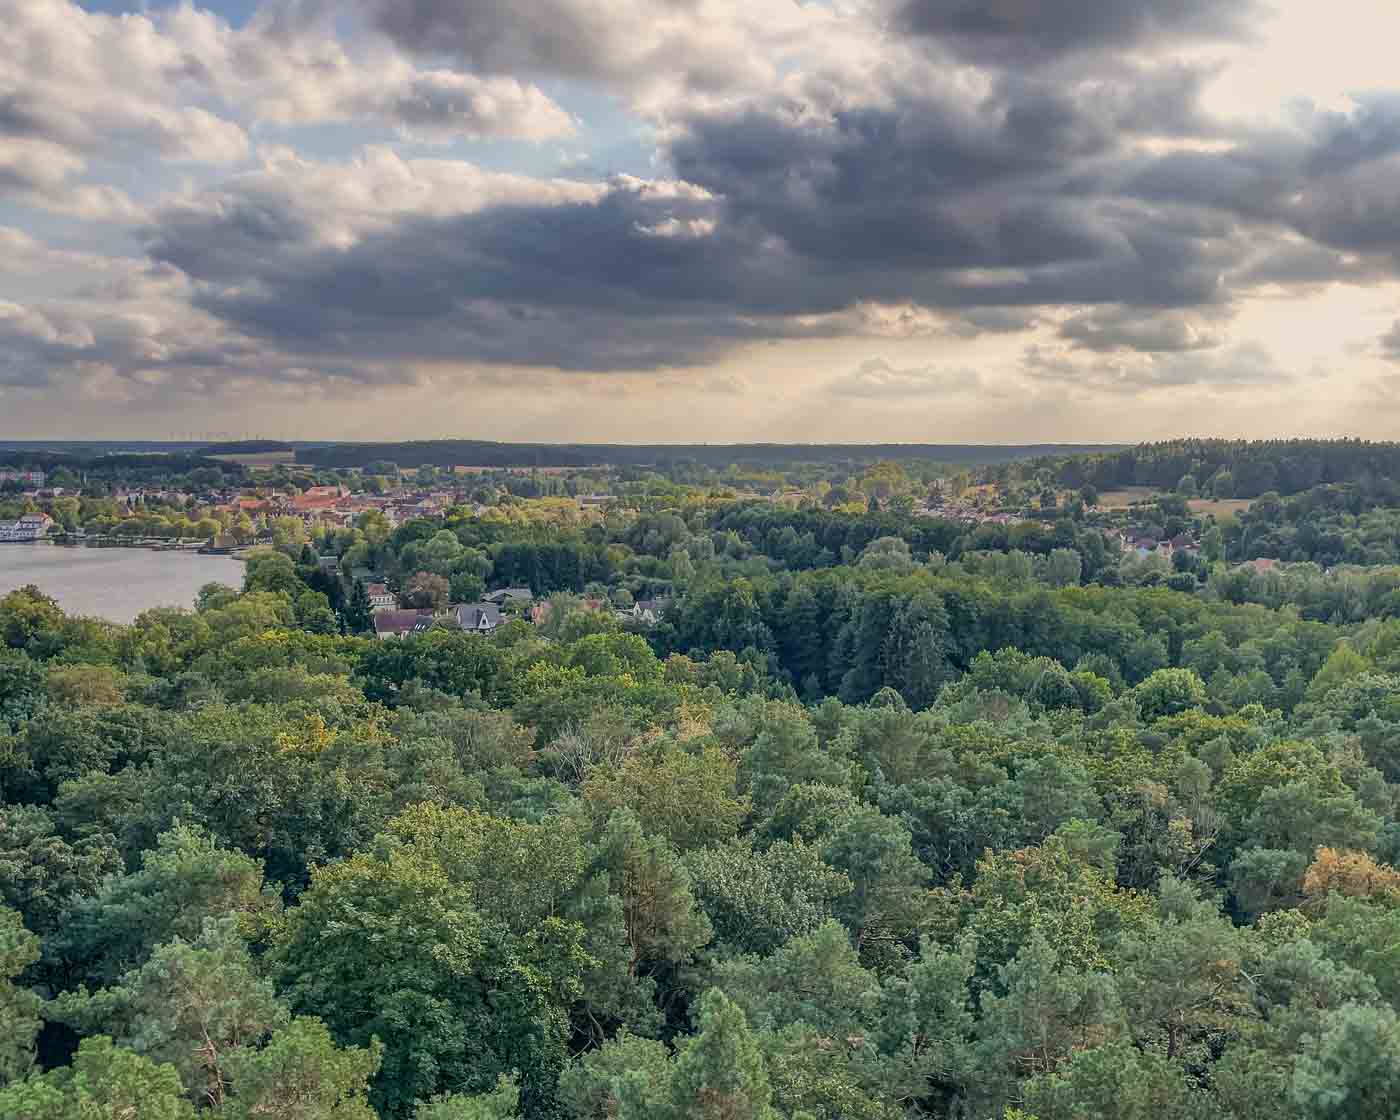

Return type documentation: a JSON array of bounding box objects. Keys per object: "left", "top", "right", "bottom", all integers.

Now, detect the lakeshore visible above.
[{"left": 0, "top": 543, "right": 245, "bottom": 622}]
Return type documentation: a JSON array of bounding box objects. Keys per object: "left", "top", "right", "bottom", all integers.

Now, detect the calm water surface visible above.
[{"left": 0, "top": 545, "right": 245, "bottom": 623}]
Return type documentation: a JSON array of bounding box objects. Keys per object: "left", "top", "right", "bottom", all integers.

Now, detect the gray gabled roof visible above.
[
  {"left": 483, "top": 587, "right": 534, "bottom": 604},
  {"left": 455, "top": 602, "right": 504, "bottom": 630}
]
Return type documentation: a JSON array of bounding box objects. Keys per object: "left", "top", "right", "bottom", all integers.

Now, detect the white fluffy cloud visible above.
[
  {"left": 0, "top": 0, "right": 575, "bottom": 217},
  {"left": 0, "top": 0, "right": 246, "bottom": 217},
  {"left": 158, "top": 4, "right": 575, "bottom": 140},
  {"left": 151, "top": 145, "right": 607, "bottom": 258}
]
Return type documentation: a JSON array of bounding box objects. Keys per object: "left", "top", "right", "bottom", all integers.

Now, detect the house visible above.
[
  {"left": 372, "top": 609, "right": 436, "bottom": 639},
  {"left": 0, "top": 512, "right": 54, "bottom": 542},
  {"left": 1243, "top": 557, "right": 1279, "bottom": 573},
  {"left": 0, "top": 469, "right": 45, "bottom": 487},
  {"left": 1124, "top": 532, "right": 1160, "bottom": 556},
  {"left": 365, "top": 583, "right": 397, "bottom": 611},
  {"left": 530, "top": 598, "right": 608, "bottom": 626},
  {"left": 317, "top": 555, "right": 341, "bottom": 575},
  {"left": 626, "top": 597, "right": 672, "bottom": 625},
  {"left": 301, "top": 485, "right": 349, "bottom": 501},
  {"left": 454, "top": 602, "right": 504, "bottom": 633},
  {"left": 483, "top": 587, "right": 534, "bottom": 607},
  {"left": 287, "top": 486, "right": 350, "bottom": 522}
]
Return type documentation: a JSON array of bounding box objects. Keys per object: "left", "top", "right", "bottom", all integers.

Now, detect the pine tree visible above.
[
  {"left": 219, "top": 1017, "right": 381, "bottom": 1120},
  {"left": 595, "top": 811, "right": 712, "bottom": 977},
  {"left": 415, "top": 1076, "right": 520, "bottom": 1119},
  {"left": 971, "top": 932, "right": 1123, "bottom": 1114},
  {"left": 343, "top": 580, "right": 373, "bottom": 635},
  {"left": 49, "top": 917, "right": 288, "bottom": 1107},
  {"left": 652, "top": 989, "right": 776, "bottom": 1120},
  {"left": 1022, "top": 1041, "right": 1199, "bottom": 1120},
  {"left": 1291, "top": 1002, "right": 1400, "bottom": 1119},
  {"left": 0, "top": 907, "right": 41, "bottom": 1087},
  {"left": 0, "top": 1037, "right": 194, "bottom": 1120}
]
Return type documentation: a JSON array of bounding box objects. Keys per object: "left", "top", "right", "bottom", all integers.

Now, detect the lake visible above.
[{"left": 0, "top": 546, "right": 245, "bottom": 623}]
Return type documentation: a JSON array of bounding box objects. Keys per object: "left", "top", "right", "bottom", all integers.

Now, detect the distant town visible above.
[{"left": 0, "top": 441, "right": 1319, "bottom": 645}]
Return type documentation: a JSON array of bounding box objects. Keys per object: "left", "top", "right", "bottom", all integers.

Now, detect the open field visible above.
[
  {"left": 1188, "top": 497, "right": 1253, "bottom": 518},
  {"left": 208, "top": 451, "right": 299, "bottom": 468},
  {"left": 1091, "top": 487, "right": 1253, "bottom": 518},
  {"left": 1094, "top": 487, "right": 1159, "bottom": 509}
]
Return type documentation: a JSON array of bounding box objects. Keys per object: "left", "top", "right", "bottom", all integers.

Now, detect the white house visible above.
[
  {"left": 621, "top": 598, "right": 672, "bottom": 626},
  {"left": 365, "top": 582, "right": 397, "bottom": 611},
  {"left": 0, "top": 513, "right": 54, "bottom": 542}
]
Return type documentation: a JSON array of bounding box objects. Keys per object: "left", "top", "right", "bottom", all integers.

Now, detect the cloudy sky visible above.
[{"left": 3, "top": 0, "right": 1400, "bottom": 442}]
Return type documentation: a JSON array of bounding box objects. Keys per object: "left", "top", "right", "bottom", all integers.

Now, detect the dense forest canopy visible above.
[
  {"left": 194, "top": 441, "right": 297, "bottom": 456},
  {"left": 1034, "top": 439, "right": 1400, "bottom": 499},
  {"left": 0, "top": 450, "right": 245, "bottom": 482},
  {"left": 0, "top": 453, "right": 246, "bottom": 492},
  {"left": 7, "top": 440, "right": 1400, "bottom": 1118}
]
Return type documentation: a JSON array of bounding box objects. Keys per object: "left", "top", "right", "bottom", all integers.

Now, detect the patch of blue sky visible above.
[{"left": 77, "top": 0, "right": 261, "bottom": 23}]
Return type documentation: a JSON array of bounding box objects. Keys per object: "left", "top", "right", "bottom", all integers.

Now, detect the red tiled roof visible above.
[{"left": 372, "top": 609, "right": 434, "bottom": 635}]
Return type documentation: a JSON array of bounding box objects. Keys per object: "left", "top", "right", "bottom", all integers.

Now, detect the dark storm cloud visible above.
[
  {"left": 1287, "top": 158, "right": 1400, "bottom": 265},
  {"left": 1123, "top": 95, "right": 1400, "bottom": 270},
  {"left": 131, "top": 45, "right": 1258, "bottom": 375},
  {"left": 286, "top": 0, "right": 771, "bottom": 95},
  {"left": 1023, "top": 341, "right": 1292, "bottom": 395},
  {"left": 660, "top": 60, "right": 1247, "bottom": 310},
  {"left": 147, "top": 197, "right": 320, "bottom": 282},
  {"left": 1246, "top": 97, "right": 1400, "bottom": 266},
  {"left": 946, "top": 308, "right": 1040, "bottom": 337},
  {"left": 1229, "top": 240, "right": 1379, "bottom": 290},
  {"left": 141, "top": 127, "right": 1249, "bottom": 374},
  {"left": 149, "top": 178, "right": 847, "bottom": 370},
  {"left": 361, "top": 0, "right": 693, "bottom": 78},
  {"left": 666, "top": 61, "right": 1214, "bottom": 212},
  {"left": 1058, "top": 307, "right": 1224, "bottom": 354},
  {"left": 888, "top": 0, "right": 1259, "bottom": 63},
  {"left": 1303, "top": 94, "right": 1400, "bottom": 176},
  {"left": 1383, "top": 321, "right": 1400, "bottom": 363}
]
